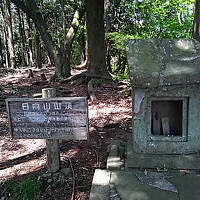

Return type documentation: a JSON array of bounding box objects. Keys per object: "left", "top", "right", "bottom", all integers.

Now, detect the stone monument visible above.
[{"left": 126, "top": 39, "right": 200, "bottom": 155}]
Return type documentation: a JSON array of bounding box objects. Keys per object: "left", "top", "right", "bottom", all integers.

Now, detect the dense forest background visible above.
[
  {"left": 1, "top": 1, "right": 200, "bottom": 199},
  {"left": 0, "top": 0, "right": 198, "bottom": 82}
]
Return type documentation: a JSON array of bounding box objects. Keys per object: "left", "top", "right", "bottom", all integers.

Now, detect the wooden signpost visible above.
[
  {"left": 6, "top": 88, "right": 88, "bottom": 172},
  {"left": 6, "top": 95, "right": 88, "bottom": 140}
]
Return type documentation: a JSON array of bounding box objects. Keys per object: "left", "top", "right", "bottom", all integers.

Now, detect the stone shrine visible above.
[{"left": 126, "top": 39, "right": 200, "bottom": 155}]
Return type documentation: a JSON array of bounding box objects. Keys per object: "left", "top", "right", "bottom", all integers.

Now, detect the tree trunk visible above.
[
  {"left": 79, "top": 28, "right": 87, "bottom": 65},
  {"left": 60, "top": 0, "right": 67, "bottom": 41},
  {"left": 3, "top": 0, "right": 15, "bottom": 68},
  {"left": 105, "top": 0, "right": 112, "bottom": 73},
  {"left": 1, "top": 3, "right": 9, "bottom": 68},
  {"left": 86, "top": 0, "right": 108, "bottom": 76},
  {"left": 27, "top": 16, "right": 34, "bottom": 66},
  {"left": 21, "top": 11, "right": 29, "bottom": 65},
  {"left": 63, "top": 8, "right": 85, "bottom": 76},
  {"left": 55, "top": 13, "right": 61, "bottom": 48},
  {"left": 17, "top": 7, "right": 27, "bottom": 66},
  {"left": 193, "top": 0, "right": 200, "bottom": 40},
  {"left": 34, "top": 30, "right": 42, "bottom": 68},
  {"left": 120, "top": 56, "right": 127, "bottom": 74},
  {"left": 3, "top": 27, "right": 9, "bottom": 69},
  {"left": 106, "top": 42, "right": 112, "bottom": 73},
  {"left": 0, "top": 36, "right": 3, "bottom": 68},
  {"left": 54, "top": 7, "right": 85, "bottom": 79}
]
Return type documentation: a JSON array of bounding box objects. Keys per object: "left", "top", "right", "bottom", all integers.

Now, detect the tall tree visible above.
[
  {"left": 0, "top": 36, "right": 3, "bottom": 68},
  {"left": 86, "top": 0, "right": 108, "bottom": 76},
  {"left": 34, "top": 29, "right": 42, "bottom": 68},
  {"left": 2, "top": 0, "right": 15, "bottom": 68},
  {"left": 17, "top": 7, "right": 28, "bottom": 66},
  {"left": 26, "top": 16, "right": 34, "bottom": 66},
  {"left": 1, "top": 3, "right": 9, "bottom": 68},
  {"left": 60, "top": 0, "right": 67, "bottom": 41},
  {"left": 64, "top": 9, "right": 84, "bottom": 76},
  {"left": 105, "top": 0, "right": 112, "bottom": 73},
  {"left": 193, "top": 0, "right": 200, "bottom": 40}
]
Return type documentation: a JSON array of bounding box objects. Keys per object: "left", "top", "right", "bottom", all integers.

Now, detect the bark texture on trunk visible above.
[
  {"left": 60, "top": 0, "right": 67, "bottom": 40},
  {"left": 193, "top": 0, "right": 200, "bottom": 40},
  {"left": 27, "top": 16, "right": 34, "bottom": 66},
  {"left": 34, "top": 30, "right": 42, "bottom": 68},
  {"left": 17, "top": 8, "right": 28, "bottom": 66},
  {"left": 3, "top": 0, "right": 15, "bottom": 68},
  {"left": 2, "top": 24, "right": 9, "bottom": 68},
  {"left": 0, "top": 36, "right": 3, "bottom": 68},
  {"left": 86, "top": 0, "right": 108, "bottom": 76}
]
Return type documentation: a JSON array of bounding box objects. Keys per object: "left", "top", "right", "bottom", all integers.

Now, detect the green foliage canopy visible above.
[{"left": 106, "top": 0, "right": 195, "bottom": 77}]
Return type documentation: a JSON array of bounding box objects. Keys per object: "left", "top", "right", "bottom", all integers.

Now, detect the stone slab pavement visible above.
[{"left": 90, "top": 169, "right": 200, "bottom": 200}]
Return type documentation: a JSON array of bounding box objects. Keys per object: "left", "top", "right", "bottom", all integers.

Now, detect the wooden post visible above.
[{"left": 42, "top": 88, "right": 60, "bottom": 173}]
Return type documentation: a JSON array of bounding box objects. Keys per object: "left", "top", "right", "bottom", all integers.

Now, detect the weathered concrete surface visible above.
[
  {"left": 90, "top": 169, "right": 200, "bottom": 200},
  {"left": 135, "top": 171, "right": 178, "bottom": 193},
  {"left": 89, "top": 169, "right": 110, "bottom": 200},
  {"left": 126, "top": 39, "right": 200, "bottom": 88},
  {"left": 110, "top": 171, "right": 179, "bottom": 200},
  {"left": 126, "top": 39, "right": 200, "bottom": 155},
  {"left": 127, "top": 139, "right": 200, "bottom": 169},
  {"left": 169, "top": 175, "right": 200, "bottom": 200}
]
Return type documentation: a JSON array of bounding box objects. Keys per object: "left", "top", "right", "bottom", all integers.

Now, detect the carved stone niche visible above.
[{"left": 126, "top": 39, "right": 200, "bottom": 154}]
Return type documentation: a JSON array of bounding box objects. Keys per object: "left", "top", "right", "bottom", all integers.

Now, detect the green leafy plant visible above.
[
  {"left": 157, "top": 164, "right": 168, "bottom": 172},
  {"left": 112, "top": 71, "right": 131, "bottom": 87},
  {"left": 113, "top": 72, "right": 130, "bottom": 82},
  {"left": 13, "top": 177, "right": 40, "bottom": 200}
]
